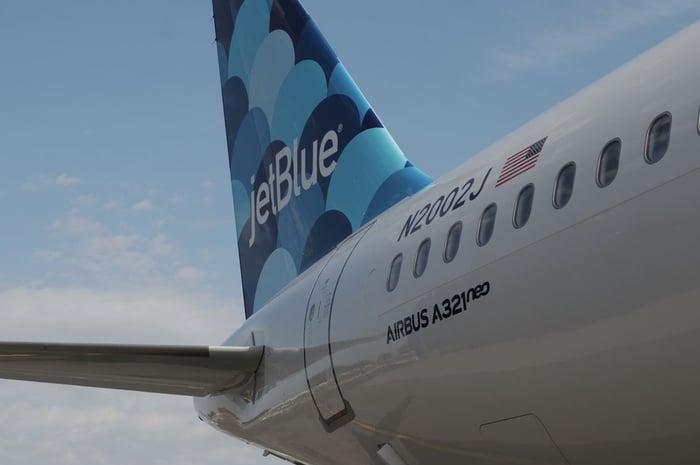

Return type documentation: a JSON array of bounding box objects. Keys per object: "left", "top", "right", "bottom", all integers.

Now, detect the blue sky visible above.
[{"left": 0, "top": 1, "right": 698, "bottom": 464}]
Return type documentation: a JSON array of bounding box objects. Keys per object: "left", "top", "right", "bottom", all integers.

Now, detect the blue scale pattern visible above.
[{"left": 213, "top": 0, "right": 432, "bottom": 317}]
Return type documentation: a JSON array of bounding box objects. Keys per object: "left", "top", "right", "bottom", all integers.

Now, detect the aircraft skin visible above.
[
  {"left": 196, "top": 9, "right": 700, "bottom": 465},
  {"left": 2, "top": 2, "right": 700, "bottom": 465}
]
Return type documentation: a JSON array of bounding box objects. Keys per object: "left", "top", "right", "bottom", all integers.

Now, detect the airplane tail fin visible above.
[{"left": 213, "top": 0, "right": 432, "bottom": 318}]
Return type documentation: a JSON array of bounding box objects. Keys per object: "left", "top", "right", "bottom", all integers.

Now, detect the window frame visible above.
[
  {"left": 443, "top": 221, "right": 462, "bottom": 263},
  {"left": 644, "top": 112, "right": 672, "bottom": 165},
  {"left": 413, "top": 238, "right": 431, "bottom": 278},
  {"left": 512, "top": 183, "right": 535, "bottom": 229},
  {"left": 596, "top": 138, "right": 621, "bottom": 188},
  {"left": 552, "top": 162, "right": 576, "bottom": 209},
  {"left": 477, "top": 203, "right": 497, "bottom": 247},
  {"left": 386, "top": 253, "right": 403, "bottom": 292}
]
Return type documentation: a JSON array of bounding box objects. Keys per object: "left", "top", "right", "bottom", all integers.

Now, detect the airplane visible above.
[{"left": 2, "top": 1, "right": 700, "bottom": 464}]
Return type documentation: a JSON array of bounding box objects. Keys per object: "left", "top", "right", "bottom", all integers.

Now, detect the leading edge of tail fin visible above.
[{"left": 213, "top": 0, "right": 432, "bottom": 318}]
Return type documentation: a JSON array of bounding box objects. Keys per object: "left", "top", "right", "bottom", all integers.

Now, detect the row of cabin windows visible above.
[{"left": 387, "top": 111, "right": 673, "bottom": 292}]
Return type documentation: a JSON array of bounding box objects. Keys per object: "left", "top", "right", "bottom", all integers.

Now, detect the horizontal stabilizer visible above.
[{"left": 0, "top": 342, "right": 263, "bottom": 396}]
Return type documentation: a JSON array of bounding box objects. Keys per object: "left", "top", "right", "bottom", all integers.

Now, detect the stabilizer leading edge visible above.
[{"left": 0, "top": 343, "right": 263, "bottom": 396}]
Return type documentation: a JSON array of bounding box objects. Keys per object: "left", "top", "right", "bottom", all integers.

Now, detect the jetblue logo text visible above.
[{"left": 249, "top": 129, "right": 339, "bottom": 247}]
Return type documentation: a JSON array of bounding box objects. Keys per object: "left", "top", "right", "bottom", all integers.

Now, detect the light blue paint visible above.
[
  {"left": 217, "top": 42, "right": 229, "bottom": 86},
  {"left": 231, "top": 179, "right": 250, "bottom": 237},
  {"left": 228, "top": 0, "right": 270, "bottom": 87},
  {"left": 253, "top": 247, "right": 297, "bottom": 311},
  {"left": 326, "top": 128, "right": 408, "bottom": 229},
  {"left": 249, "top": 30, "right": 296, "bottom": 124},
  {"left": 231, "top": 108, "right": 270, "bottom": 185},
  {"left": 276, "top": 182, "right": 325, "bottom": 269},
  {"left": 328, "top": 63, "right": 371, "bottom": 119},
  {"left": 362, "top": 167, "right": 431, "bottom": 225},
  {"left": 270, "top": 60, "right": 328, "bottom": 148}
]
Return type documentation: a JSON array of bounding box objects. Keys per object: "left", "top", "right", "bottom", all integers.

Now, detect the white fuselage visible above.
[{"left": 196, "top": 22, "right": 700, "bottom": 465}]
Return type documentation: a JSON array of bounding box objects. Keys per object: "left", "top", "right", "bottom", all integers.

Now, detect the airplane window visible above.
[
  {"left": 645, "top": 112, "right": 671, "bottom": 164},
  {"left": 597, "top": 139, "right": 621, "bottom": 187},
  {"left": 513, "top": 184, "right": 534, "bottom": 229},
  {"left": 387, "top": 253, "right": 403, "bottom": 292},
  {"left": 444, "top": 222, "right": 462, "bottom": 263},
  {"left": 553, "top": 163, "right": 576, "bottom": 209},
  {"left": 414, "top": 239, "right": 431, "bottom": 278},
  {"left": 477, "top": 203, "right": 497, "bottom": 246}
]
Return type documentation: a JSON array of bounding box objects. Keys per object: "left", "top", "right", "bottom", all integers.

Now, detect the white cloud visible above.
[
  {"left": 72, "top": 193, "right": 98, "bottom": 206},
  {"left": 0, "top": 286, "right": 241, "bottom": 344},
  {"left": 51, "top": 216, "right": 102, "bottom": 234},
  {"left": 175, "top": 266, "right": 208, "bottom": 284},
  {"left": 34, "top": 249, "right": 62, "bottom": 261},
  {"left": 151, "top": 234, "right": 173, "bottom": 257},
  {"left": 490, "top": 0, "right": 700, "bottom": 76},
  {"left": 154, "top": 215, "right": 174, "bottom": 230},
  {"left": 102, "top": 199, "right": 120, "bottom": 210},
  {"left": 55, "top": 173, "right": 81, "bottom": 187},
  {"left": 170, "top": 194, "right": 185, "bottom": 204},
  {"left": 23, "top": 174, "right": 81, "bottom": 191},
  {"left": 132, "top": 199, "right": 155, "bottom": 211},
  {"left": 39, "top": 231, "right": 205, "bottom": 285},
  {"left": 24, "top": 176, "right": 48, "bottom": 190},
  {"left": 83, "top": 234, "right": 139, "bottom": 258},
  {"left": 202, "top": 180, "right": 215, "bottom": 189},
  {"left": 78, "top": 234, "right": 153, "bottom": 274},
  {"left": 0, "top": 287, "right": 279, "bottom": 465}
]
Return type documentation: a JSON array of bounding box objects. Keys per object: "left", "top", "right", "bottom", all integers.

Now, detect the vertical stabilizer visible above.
[{"left": 213, "top": 0, "right": 432, "bottom": 317}]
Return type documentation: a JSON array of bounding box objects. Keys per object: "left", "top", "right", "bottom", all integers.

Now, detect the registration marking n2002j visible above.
[{"left": 398, "top": 168, "right": 492, "bottom": 241}]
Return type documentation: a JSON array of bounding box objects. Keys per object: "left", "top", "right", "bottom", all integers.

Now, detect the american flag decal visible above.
[{"left": 495, "top": 137, "right": 547, "bottom": 187}]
